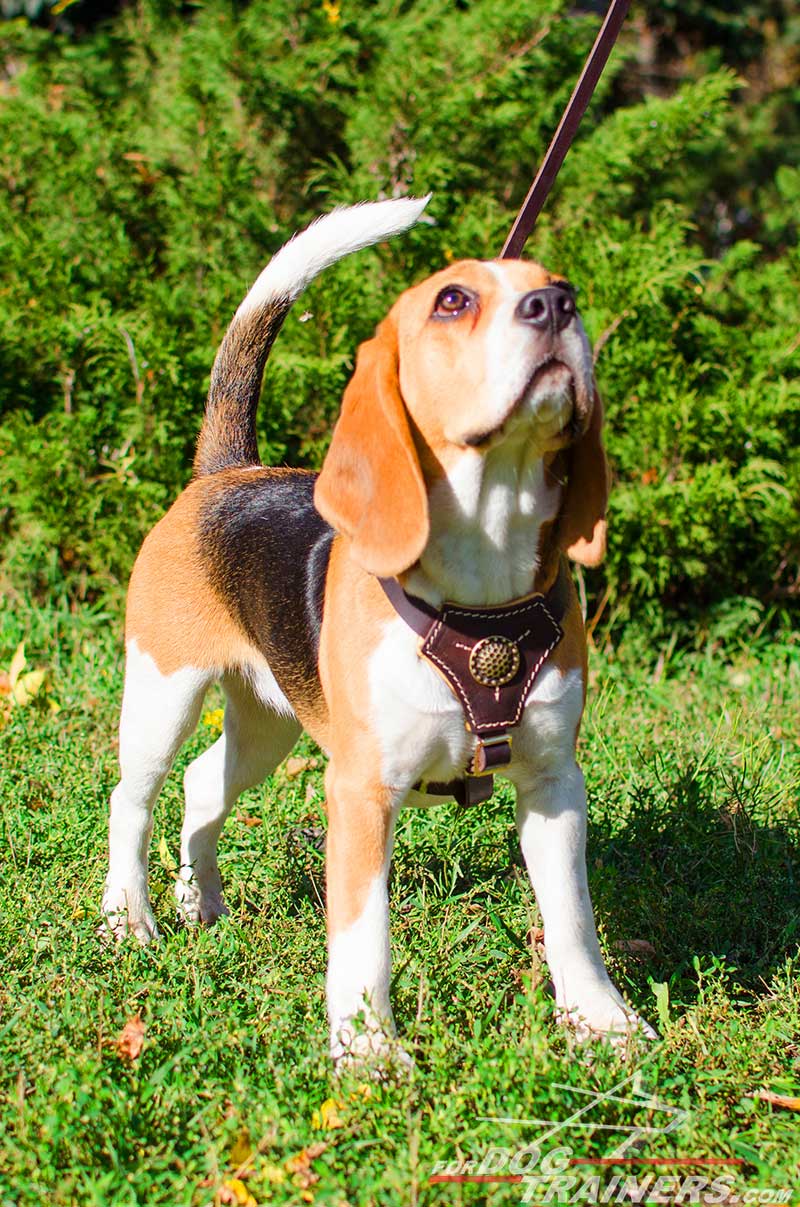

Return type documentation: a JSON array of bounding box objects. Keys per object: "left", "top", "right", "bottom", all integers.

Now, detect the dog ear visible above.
[
  {"left": 557, "top": 386, "right": 609, "bottom": 567},
  {"left": 314, "top": 317, "right": 429, "bottom": 578}
]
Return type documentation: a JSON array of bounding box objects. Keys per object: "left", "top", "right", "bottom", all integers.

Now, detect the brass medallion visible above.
[{"left": 469, "top": 635, "right": 520, "bottom": 688}]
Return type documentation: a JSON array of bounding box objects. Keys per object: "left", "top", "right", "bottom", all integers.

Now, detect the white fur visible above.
[
  {"left": 175, "top": 673, "right": 299, "bottom": 926},
  {"left": 512, "top": 665, "right": 586, "bottom": 772},
  {"left": 516, "top": 767, "right": 656, "bottom": 1039},
  {"left": 104, "top": 641, "right": 299, "bottom": 938},
  {"left": 244, "top": 660, "right": 295, "bottom": 718},
  {"left": 237, "top": 196, "right": 431, "bottom": 317},
  {"left": 450, "top": 262, "right": 592, "bottom": 449},
  {"left": 405, "top": 441, "right": 561, "bottom": 607},
  {"left": 368, "top": 616, "right": 472, "bottom": 793},
  {"left": 478, "top": 263, "right": 548, "bottom": 438},
  {"left": 103, "top": 640, "right": 212, "bottom": 941},
  {"left": 327, "top": 865, "right": 402, "bottom": 1063}
]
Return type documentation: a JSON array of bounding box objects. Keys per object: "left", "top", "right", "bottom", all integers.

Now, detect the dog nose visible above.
[{"left": 516, "top": 287, "right": 576, "bottom": 333}]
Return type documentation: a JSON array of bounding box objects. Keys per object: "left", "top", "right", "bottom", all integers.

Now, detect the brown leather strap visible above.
[
  {"left": 500, "top": 0, "right": 631, "bottom": 258},
  {"left": 378, "top": 575, "right": 439, "bottom": 638},
  {"left": 422, "top": 775, "right": 496, "bottom": 808},
  {"left": 379, "top": 569, "right": 568, "bottom": 644}
]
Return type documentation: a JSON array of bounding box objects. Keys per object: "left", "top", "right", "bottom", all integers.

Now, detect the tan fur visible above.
[
  {"left": 318, "top": 538, "right": 400, "bottom": 929},
  {"left": 125, "top": 477, "right": 258, "bottom": 676},
  {"left": 314, "top": 318, "right": 430, "bottom": 579},
  {"left": 558, "top": 388, "right": 609, "bottom": 566},
  {"left": 394, "top": 261, "right": 555, "bottom": 461}
]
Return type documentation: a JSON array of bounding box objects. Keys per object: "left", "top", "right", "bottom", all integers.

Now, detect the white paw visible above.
[
  {"left": 331, "top": 1027, "right": 414, "bottom": 1077},
  {"left": 558, "top": 989, "right": 658, "bottom": 1046},
  {"left": 101, "top": 882, "right": 159, "bottom": 944},
  {"left": 174, "top": 868, "right": 229, "bottom": 927}
]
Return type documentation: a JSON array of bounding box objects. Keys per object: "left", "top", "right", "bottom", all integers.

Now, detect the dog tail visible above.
[{"left": 193, "top": 195, "right": 431, "bottom": 478}]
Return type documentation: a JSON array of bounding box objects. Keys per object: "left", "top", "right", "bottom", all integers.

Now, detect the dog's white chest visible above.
[
  {"left": 368, "top": 617, "right": 469, "bottom": 791},
  {"left": 368, "top": 616, "right": 583, "bottom": 797}
]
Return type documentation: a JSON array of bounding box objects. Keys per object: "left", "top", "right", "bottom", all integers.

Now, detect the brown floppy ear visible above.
[
  {"left": 558, "top": 387, "right": 609, "bottom": 567},
  {"left": 314, "top": 317, "right": 429, "bottom": 578}
]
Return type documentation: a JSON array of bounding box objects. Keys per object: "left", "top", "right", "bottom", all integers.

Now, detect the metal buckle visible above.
[{"left": 472, "top": 734, "right": 512, "bottom": 776}]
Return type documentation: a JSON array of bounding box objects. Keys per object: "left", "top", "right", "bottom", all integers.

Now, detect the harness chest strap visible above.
[{"left": 378, "top": 568, "right": 568, "bottom": 806}]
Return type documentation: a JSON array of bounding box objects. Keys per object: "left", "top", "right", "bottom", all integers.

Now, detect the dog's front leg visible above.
[
  {"left": 324, "top": 763, "right": 408, "bottom": 1069},
  {"left": 516, "top": 764, "right": 655, "bottom": 1042}
]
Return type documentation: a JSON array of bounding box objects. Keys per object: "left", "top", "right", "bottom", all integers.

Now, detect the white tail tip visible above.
[{"left": 238, "top": 195, "right": 432, "bottom": 318}]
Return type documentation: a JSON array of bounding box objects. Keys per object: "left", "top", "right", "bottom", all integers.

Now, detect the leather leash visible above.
[{"left": 500, "top": 0, "right": 631, "bottom": 258}]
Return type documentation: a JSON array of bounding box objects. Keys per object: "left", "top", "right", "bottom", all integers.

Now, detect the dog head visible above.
[{"left": 314, "top": 259, "right": 608, "bottom": 578}]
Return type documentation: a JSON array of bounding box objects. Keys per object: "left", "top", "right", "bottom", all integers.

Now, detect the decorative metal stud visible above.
[{"left": 469, "top": 635, "right": 520, "bottom": 688}]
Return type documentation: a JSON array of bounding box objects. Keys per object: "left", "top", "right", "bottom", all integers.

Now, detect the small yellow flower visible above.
[
  {"left": 322, "top": 0, "right": 341, "bottom": 24},
  {"left": 1, "top": 642, "right": 50, "bottom": 718},
  {"left": 203, "top": 707, "right": 225, "bottom": 736},
  {"left": 311, "top": 1096, "right": 345, "bottom": 1130},
  {"left": 157, "top": 835, "right": 178, "bottom": 873},
  {"left": 220, "top": 1178, "right": 257, "bottom": 1207}
]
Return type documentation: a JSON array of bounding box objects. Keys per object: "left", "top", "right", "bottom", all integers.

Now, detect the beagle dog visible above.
[{"left": 102, "top": 196, "right": 653, "bottom": 1063}]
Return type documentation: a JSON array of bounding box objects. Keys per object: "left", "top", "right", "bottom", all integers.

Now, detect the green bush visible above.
[{"left": 0, "top": 0, "right": 797, "bottom": 625}]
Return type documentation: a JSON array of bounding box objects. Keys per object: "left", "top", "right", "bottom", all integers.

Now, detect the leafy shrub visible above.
[{"left": 0, "top": 0, "right": 797, "bottom": 626}]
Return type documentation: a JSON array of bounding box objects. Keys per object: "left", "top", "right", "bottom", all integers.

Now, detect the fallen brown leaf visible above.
[
  {"left": 286, "top": 1141, "right": 327, "bottom": 1189},
  {"left": 116, "top": 1013, "right": 145, "bottom": 1061},
  {"left": 284, "top": 756, "right": 312, "bottom": 778},
  {"left": 756, "top": 1088, "right": 800, "bottom": 1111},
  {"left": 236, "top": 813, "right": 262, "bottom": 827},
  {"left": 615, "top": 939, "right": 657, "bottom": 959}
]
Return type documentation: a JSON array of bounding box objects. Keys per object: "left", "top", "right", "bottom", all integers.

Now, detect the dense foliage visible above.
[{"left": 0, "top": 0, "right": 798, "bottom": 627}]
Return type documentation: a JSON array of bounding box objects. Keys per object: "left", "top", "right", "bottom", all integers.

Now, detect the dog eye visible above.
[{"left": 433, "top": 286, "right": 473, "bottom": 317}]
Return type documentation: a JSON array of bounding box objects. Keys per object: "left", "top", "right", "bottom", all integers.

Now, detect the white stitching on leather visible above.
[{"left": 421, "top": 600, "right": 563, "bottom": 732}]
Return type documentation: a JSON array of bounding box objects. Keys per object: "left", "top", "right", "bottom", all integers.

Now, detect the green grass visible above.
[{"left": 1, "top": 597, "right": 798, "bottom": 1206}]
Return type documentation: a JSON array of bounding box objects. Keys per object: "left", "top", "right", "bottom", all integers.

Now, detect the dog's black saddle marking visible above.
[{"left": 200, "top": 469, "right": 332, "bottom": 708}]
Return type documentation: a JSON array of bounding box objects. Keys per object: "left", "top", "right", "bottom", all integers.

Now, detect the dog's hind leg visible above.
[
  {"left": 175, "top": 669, "right": 300, "bottom": 926},
  {"left": 102, "top": 640, "right": 213, "bottom": 943}
]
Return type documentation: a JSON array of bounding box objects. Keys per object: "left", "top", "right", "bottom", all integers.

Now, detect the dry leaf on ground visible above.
[
  {"left": 614, "top": 939, "right": 657, "bottom": 959},
  {"left": 311, "top": 1097, "right": 345, "bottom": 1130},
  {"left": 755, "top": 1089, "right": 800, "bottom": 1111},
  {"left": 286, "top": 1142, "right": 327, "bottom": 1190},
  {"left": 236, "top": 813, "right": 262, "bottom": 827},
  {"left": 284, "top": 756, "right": 312, "bottom": 778},
  {"left": 116, "top": 1013, "right": 146, "bottom": 1061}
]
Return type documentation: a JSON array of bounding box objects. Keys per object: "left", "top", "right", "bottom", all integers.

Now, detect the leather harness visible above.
[{"left": 379, "top": 566, "right": 569, "bottom": 806}]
